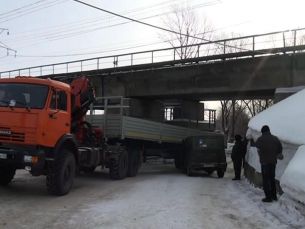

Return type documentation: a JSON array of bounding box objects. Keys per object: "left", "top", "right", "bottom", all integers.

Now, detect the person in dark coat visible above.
[
  {"left": 242, "top": 136, "right": 248, "bottom": 168},
  {"left": 231, "top": 134, "right": 245, "bottom": 180},
  {"left": 256, "top": 125, "right": 283, "bottom": 203}
]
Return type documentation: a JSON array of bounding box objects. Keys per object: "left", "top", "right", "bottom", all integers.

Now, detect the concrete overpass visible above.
[
  {"left": 1, "top": 28, "right": 305, "bottom": 101},
  {"left": 96, "top": 52, "right": 305, "bottom": 100}
]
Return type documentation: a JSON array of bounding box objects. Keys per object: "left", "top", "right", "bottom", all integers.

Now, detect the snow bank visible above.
[
  {"left": 248, "top": 88, "right": 305, "bottom": 146},
  {"left": 245, "top": 143, "right": 298, "bottom": 179},
  {"left": 246, "top": 88, "right": 305, "bottom": 205},
  {"left": 281, "top": 145, "right": 305, "bottom": 204}
]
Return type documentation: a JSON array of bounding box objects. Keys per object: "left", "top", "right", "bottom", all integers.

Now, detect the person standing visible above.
[
  {"left": 231, "top": 134, "right": 245, "bottom": 180},
  {"left": 242, "top": 136, "right": 248, "bottom": 168},
  {"left": 256, "top": 125, "right": 283, "bottom": 202}
]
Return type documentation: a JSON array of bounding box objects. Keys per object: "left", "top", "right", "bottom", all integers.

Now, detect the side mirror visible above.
[{"left": 49, "top": 110, "right": 59, "bottom": 119}]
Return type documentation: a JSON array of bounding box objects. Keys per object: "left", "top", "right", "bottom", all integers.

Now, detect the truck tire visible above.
[
  {"left": 174, "top": 151, "right": 183, "bottom": 170},
  {"left": 46, "top": 149, "right": 76, "bottom": 196},
  {"left": 0, "top": 167, "right": 16, "bottom": 185},
  {"left": 217, "top": 168, "right": 225, "bottom": 178},
  {"left": 186, "top": 167, "right": 192, "bottom": 177},
  {"left": 109, "top": 147, "right": 128, "bottom": 180},
  {"left": 127, "top": 149, "right": 140, "bottom": 177},
  {"left": 204, "top": 168, "right": 214, "bottom": 175},
  {"left": 81, "top": 166, "right": 96, "bottom": 174}
]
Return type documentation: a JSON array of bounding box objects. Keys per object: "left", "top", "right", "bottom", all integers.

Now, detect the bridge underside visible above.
[{"left": 46, "top": 52, "right": 305, "bottom": 101}]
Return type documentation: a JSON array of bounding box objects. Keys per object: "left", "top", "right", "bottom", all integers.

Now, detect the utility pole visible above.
[{"left": 0, "top": 28, "right": 17, "bottom": 57}]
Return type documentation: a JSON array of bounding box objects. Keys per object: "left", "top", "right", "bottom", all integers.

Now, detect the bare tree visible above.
[
  {"left": 217, "top": 100, "right": 250, "bottom": 142},
  {"left": 241, "top": 99, "right": 273, "bottom": 117},
  {"left": 217, "top": 100, "right": 233, "bottom": 142},
  {"left": 161, "top": 4, "right": 213, "bottom": 59},
  {"left": 214, "top": 32, "right": 248, "bottom": 57}
]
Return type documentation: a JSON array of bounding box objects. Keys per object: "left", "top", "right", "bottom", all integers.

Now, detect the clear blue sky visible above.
[{"left": 1, "top": 0, "right": 304, "bottom": 72}]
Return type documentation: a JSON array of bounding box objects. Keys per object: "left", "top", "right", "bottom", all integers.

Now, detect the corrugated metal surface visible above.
[
  {"left": 87, "top": 114, "right": 207, "bottom": 143},
  {"left": 123, "top": 116, "right": 162, "bottom": 142},
  {"left": 87, "top": 114, "right": 122, "bottom": 138}
]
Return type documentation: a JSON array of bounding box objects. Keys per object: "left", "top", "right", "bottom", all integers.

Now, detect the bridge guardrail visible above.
[{"left": 1, "top": 28, "right": 305, "bottom": 78}]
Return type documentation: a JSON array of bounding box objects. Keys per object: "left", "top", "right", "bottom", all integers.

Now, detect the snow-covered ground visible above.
[
  {"left": 246, "top": 88, "right": 305, "bottom": 206},
  {"left": 0, "top": 159, "right": 304, "bottom": 229},
  {"left": 281, "top": 145, "right": 305, "bottom": 204}
]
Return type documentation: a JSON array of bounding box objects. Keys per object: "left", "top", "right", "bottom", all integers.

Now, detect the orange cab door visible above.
[{"left": 44, "top": 88, "right": 71, "bottom": 147}]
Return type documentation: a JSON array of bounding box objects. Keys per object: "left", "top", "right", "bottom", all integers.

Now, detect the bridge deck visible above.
[{"left": 1, "top": 28, "right": 305, "bottom": 79}]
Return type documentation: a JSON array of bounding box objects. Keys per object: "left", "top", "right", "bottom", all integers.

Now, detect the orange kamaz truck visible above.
[
  {"left": 0, "top": 76, "right": 212, "bottom": 195},
  {"left": 0, "top": 76, "right": 136, "bottom": 195}
]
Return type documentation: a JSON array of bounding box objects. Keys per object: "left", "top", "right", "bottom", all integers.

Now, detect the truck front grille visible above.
[{"left": 0, "top": 131, "right": 25, "bottom": 142}]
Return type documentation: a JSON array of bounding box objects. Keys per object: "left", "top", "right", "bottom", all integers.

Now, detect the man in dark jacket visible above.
[
  {"left": 231, "top": 135, "right": 246, "bottom": 180},
  {"left": 256, "top": 125, "right": 283, "bottom": 203}
]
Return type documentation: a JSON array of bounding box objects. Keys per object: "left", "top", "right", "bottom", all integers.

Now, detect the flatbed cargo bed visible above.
[
  {"left": 87, "top": 114, "right": 206, "bottom": 143},
  {"left": 86, "top": 96, "right": 208, "bottom": 144}
]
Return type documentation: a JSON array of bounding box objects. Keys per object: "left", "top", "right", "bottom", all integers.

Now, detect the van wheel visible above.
[
  {"left": 0, "top": 166, "right": 16, "bottom": 185},
  {"left": 217, "top": 168, "right": 225, "bottom": 178},
  {"left": 46, "top": 149, "right": 76, "bottom": 196}
]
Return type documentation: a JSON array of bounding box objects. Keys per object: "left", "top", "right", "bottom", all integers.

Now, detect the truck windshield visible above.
[{"left": 0, "top": 83, "right": 49, "bottom": 109}]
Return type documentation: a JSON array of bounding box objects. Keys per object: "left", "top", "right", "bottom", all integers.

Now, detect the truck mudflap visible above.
[{"left": 0, "top": 147, "right": 46, "bottom": 175}]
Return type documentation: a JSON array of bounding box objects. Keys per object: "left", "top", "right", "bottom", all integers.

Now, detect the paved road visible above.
[{"left": 0, "top": 159, "right": 304, "bottom": 229}]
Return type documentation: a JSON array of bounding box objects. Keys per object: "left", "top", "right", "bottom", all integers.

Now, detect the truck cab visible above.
[
  {"left": 0, "top": 77, "right": 71, "bottom": 148},
  {"left": 0, "top": 77, "right": 78, "bottom": 195},
  {"left": 0, "top": 76, "right": 133, "bottom": 196}
]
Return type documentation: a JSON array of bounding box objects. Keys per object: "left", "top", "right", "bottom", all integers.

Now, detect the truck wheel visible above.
[
  {"left": 81, "top": 166, "right": 96, "bottom": 174},
  {"left": 186, "top": 167, "right": 192, "bottom": 177},
  {"left": 174, "top": 151, "right": 183, "bottom": 170},
  {"left": 0, "top": 167, "right": 16, "bottom": 185},
  {"left": 204, "top": 168, "right": 214, "bottom": 175},
  {"left": 127, "top": 149, "right": 140, "bottom": 177},
  {"left": 217, "top": 168, "right": 225, "bottom": 178},
  {"left": 109, "top": 147, "right": 128, "bottom": 180},
  {"left": 46, "top": 150, "right": 76, "bottom": 196}
]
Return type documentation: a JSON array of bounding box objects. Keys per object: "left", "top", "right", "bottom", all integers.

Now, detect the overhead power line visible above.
[
  {"left": 6, "top": 40, "right": 171, "bottom": 58},
  {"left": 0, "top": 28, "right": 9, "bottom": 35},
  {"left": 0, "top": 0, "right": 47, "bottom": 17},
  {"left": 72, "top": 0, "right": 215, "bottom": 43},
  {"left": 7, "top": 0, "right": 221, "bottom": 51},
  {"left": 71, "top": 0, "right": 250, "bottom": 53},
  {"left": 7, "top": 0, "right": 183, "bottom": 38},
  {"left": 0, "top": 28, "right": 17, "bottom": 56},
  {"left": 0, "top": 0, "right": 67, "bottom": 24}
]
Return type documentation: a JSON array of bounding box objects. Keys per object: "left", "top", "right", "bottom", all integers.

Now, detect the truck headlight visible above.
[
  {"left": 24, "top": 155, "right": 39, "bottom": 164},
  {"left": 24, "top": 155, "right": 32, "bottom": 163}
]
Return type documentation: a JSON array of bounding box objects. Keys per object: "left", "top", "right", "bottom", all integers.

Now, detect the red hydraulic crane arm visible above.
[
  {"left": 70, "top": 76, "right": 95, "bottom": 123},
  {"left": 70, "top": 76, "right": 102, "bottom": 146}
]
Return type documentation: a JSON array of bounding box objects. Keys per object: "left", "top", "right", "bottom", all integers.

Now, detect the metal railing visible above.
[{"left": 1, "top": 28, "right": 305, "bottom": 78}]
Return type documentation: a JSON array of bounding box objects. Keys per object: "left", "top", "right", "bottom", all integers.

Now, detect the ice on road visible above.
[{"left": 0, "top": 160, "right": 304, "bottom": 229}]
